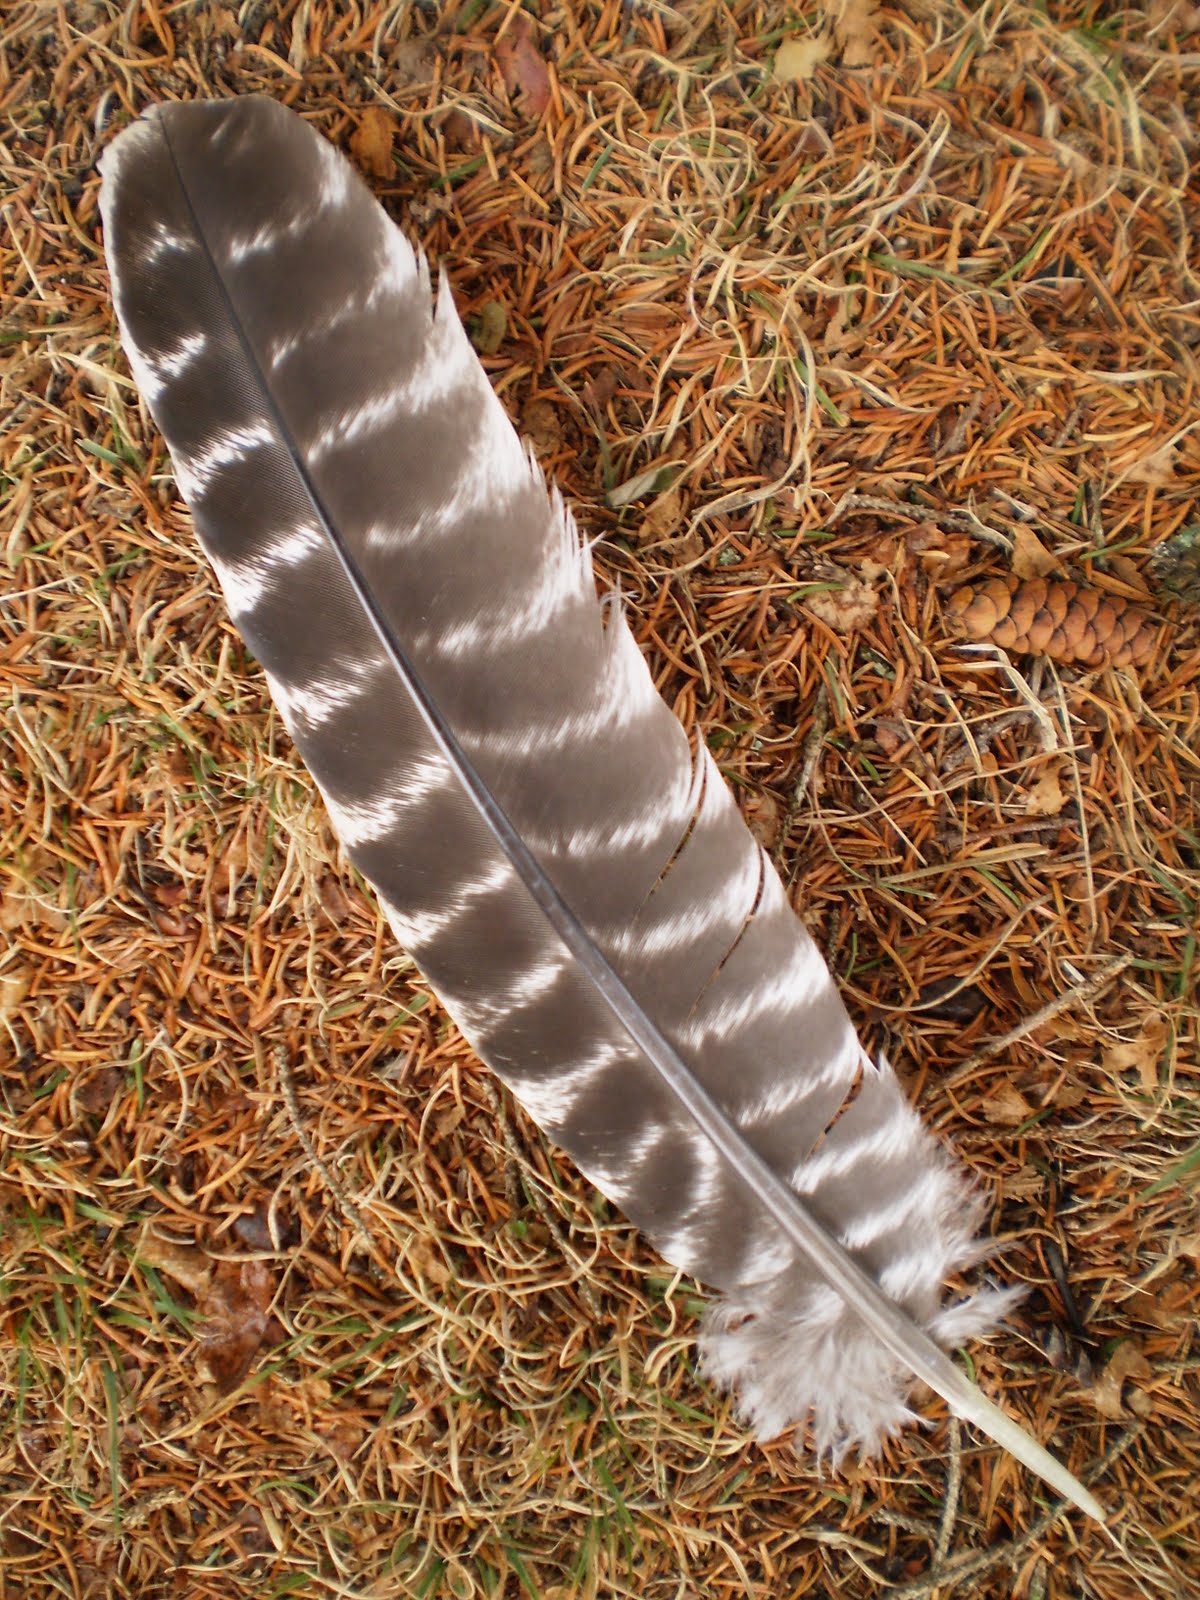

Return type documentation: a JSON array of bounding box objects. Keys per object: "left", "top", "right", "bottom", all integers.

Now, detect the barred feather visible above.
[{"left": 99, "top": 97, "right": 1101, "bottom": 1519}]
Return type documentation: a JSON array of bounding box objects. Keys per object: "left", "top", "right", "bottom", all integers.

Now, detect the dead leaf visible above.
[
  {"left": 1121, "top": 1284, "right": 1188, "bottom": 1332},
  {"left": 231, "top": 1504, "right": 274, "bottom": 1559},
  {"left": 75, "top": 1067, "right": 125, "bottom": 1117},
  {"left": 471, "top": 299, "right": 507, "bottom": 357},
  {"left": 804, "top": 574, "right": 879, "bottom": 633},
  {"left": 797, "top": 121, "right": 834, "bottom": 158},
  {"left": 495, "top": 14, "right": 551, "bottom": 115},
  {"left": 1102, "top": 1015, "right": 1169, "bottom": 1094},
  {"left": 981, "top": 1083, "right": 1036, "bottom": 1126},
  {"left": 831, "top": 0, "right": 881, "bottom": 68},
  {"left": 1125, "top": 440, "right": 1179, "bottom": 486},
  {"left": 909, "top": 524, "right": 972, "bottom": 579},
  {"left": 521, "top": 398, "right": 562, "bottom": 457},
  {"left": 608, "top": 465, "right": 664, "bottom": 507},
  {"left": 1, "top": 886, "right": 68, "bottom": 932},
  {"left": 583, "top": 367, "right": 620, "bottom": 411},
  {"left": 872, "top": 718, "right": 909, "bottom": 758},
  {"left": 637, "top": 486, "right": 684, "bottom": 543},
  {"left": 441, "top": 109, "right": 478, "bottom": 151},
  {"left": 1104, "top": 552, "right": 1153, "bottom": 599},
  {"left": 320, "top": 1415, "right": 367, "bottom": 1461},
  {"left": 1010, "top": 525, "right": 1058, "bottom": 579},
  {"left": 774, "top": 35, "right": 831, "bottom": 84},
  {"left": 0, "top": 968, "right": 31, "bottom": 1017},
  {"left": 233, "top": 1197, "right": 298, "bottom": 1251},
  {"left": 858, "top": 554, "right": 892, "bottom": 581},
  {"left": 406, "top": 1234, "right": 451, "bottom": 1288},
  {"left": 349, "top": 107, "right": 395, "bottom": 180},
  {"left": 136, "top": 1235, "right": 214, "bottom": 1297},
  {"left": 744, "top": 792, "right": 782, "bottom": 850},
  {"left": 316, "top": 873, "right": 351, "bottom": 923},
  {"left": 198, "top": 1259, "right": 276, "bottom": 1394},
  {"left": 391, "top": 37, "right": 439, "bottom": 84},
  {"left": 1089, "top": 1341, "right": 1153, "bottom": 1419},
  {"left": 1151, "top": 0, "right": 1200, "bottom": 23},
  {"left": 1051, "top": 1081, "right": 1088, "bottom": 1110},
  {"left": 138, "top": 1237, "right": 276, "bottom": 1394},
  {"left": 999, "top": 1168, "right": 1045, "bottom": 1200},
  {"left": 818, "top": 288, "right": 861, "bottom": 356},
  {"left": 260, "top": 1373, "right": 333, "bottom": 1432},
  {"left": 1024, "top": 767, "right": 1066, "bottom": 817}
]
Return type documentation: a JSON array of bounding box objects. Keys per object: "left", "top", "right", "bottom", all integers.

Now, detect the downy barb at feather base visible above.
[{"left": 98, "top": 96, "right": 1102, "bottom": 1522}]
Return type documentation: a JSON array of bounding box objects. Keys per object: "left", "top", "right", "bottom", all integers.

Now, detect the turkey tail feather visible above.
[{"left": 99, "top": 97, "right": 1102, "bottom": 1521}]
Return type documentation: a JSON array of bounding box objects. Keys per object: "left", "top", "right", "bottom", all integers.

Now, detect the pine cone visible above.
[{"left": 945, "top": 575, "right": 1158, "bottom": 668}]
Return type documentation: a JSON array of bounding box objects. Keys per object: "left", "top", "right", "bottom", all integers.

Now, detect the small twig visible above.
[
  {"left": 829, "top": 493, "right": 1013, "bottom": 552},
  {"left": 1048, "top": 657, "right": 1097, "bottom": 936},
  {"left": 936, "top": 954, "right": 1133, "bottom": 1093},
  {"left": 933, "top": 1417, "right": 962, "bottom": 1566},
  {"left": 780, "top": 686, "right": 829, "bottom": 882},
  {"left": 273, "top": 1043, "right": 373, "bottom": 1249},
  {"left": 1052, "top": 401, "right": 1084, "bottom": 452},
  {"left": 884, "top": 1426, "right": 1139, "bottom": 1598},
  {"left": 873, "top": 1508, "right": 940, "bottom": 1539},
  {"left": 935, "top": 394, "right": 984, "bottom": 462}
]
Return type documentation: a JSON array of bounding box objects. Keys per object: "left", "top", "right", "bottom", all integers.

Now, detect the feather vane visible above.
[{"left": 99, "top": 97, "right": 1101, "bottom": 1521}]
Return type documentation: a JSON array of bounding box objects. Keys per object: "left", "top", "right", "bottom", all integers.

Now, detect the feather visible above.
[{"left": 98, "top": 97, "right": 1102, "bottom": 1521}]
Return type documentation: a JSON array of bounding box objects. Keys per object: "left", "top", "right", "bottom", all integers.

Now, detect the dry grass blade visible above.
[{"left": 2, "top": 0, "right": 1198, "bottom": 1596}]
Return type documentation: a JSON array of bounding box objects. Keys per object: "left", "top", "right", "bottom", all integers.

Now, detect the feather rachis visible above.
[{"left": 100, "top": 96, "right": 1102, "bottom": 1520}]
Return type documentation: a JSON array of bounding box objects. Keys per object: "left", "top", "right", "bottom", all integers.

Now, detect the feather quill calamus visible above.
[{"left": 99, "top": 97, "right": 1101, "bottom": 1521}]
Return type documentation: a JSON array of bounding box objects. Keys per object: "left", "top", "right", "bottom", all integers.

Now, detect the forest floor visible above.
[{"left": 1, "top": 1, "right": 1199, "bottom": 1596}]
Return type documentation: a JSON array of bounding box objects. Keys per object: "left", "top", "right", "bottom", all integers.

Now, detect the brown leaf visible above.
[
  {"left": 1, "top": 886, "right": 68, "bottom": 931},
  {"left": 199, "top": 1259, "right": 276, "bottom": 1394},
  {"left": 320, "top": 1415, "right": 367, "bottom": 1461},
  {"left": 872, "top": 718, "right": 909, "bottom": 758},
  {"left": 1125, "top": 440, "right": 1179, "bottom": 486},
  {"left": 583, "top": 367, "right": 620, "bottom": 411},
  {"left": 406, "top": 1234, "right": 451, "bottom": 1288},
  {"left": 774, "top": 35, "right": 832, "bottom": 83},
  {"left": 137, "top": 1235, "right": 214, "bottom": 1297},
  {"left": 744, "top": 791, "right": 782, "bottom": 850},
  {"left": 349, "top": 107, "right": 395, "bottom": 180},
  {"left": 804, "top": 574, "right": 879, "bottom": 633},
  {"left": 1121, "top": 1284, "right": 1188, "bottom": 1332},
  {"left": 1149, "top": 0, "right": 1200, "bottom": 24},
  {"left": 1102, "top": 1015, "right": 1169, "bottom": 1094},
  {"left": 1010, "top": 525, "right": 1058, "bottom": 579},
  {"left": 441, "top": 109, "right": 478, "bottom": 151},
  {"left": 1089, "top": 1341, "right": 1153, "bottom": 1419},
  {"left": 495, "top": 14, "right": 551, "bottom": 115},
  {"left": 521, "top": 398, "right": 562, "bottom": 457},
  {"left": 637, "top": 485, "right": 684, "bottom": 543},
  {"left": 391, "top": 37, "right": 439, "bottom": 84},
  {"left": 832, "top": 0, "right": 881, "bottom": 68},
  {"left": 0, "top": 968, "right": 30, "bottom": 1018},
  {"left": 233, "top": 1196, "right": 298, "bottom": 1251},
  {"left": 981, "top": 1083, "right": 1036, "bottom": 1126},
  {"left": 75, "top": 1067, "right": 125, "bottom": 1117},
  {"left": 911, "top": 524, "right": 971, "bottom": 579},
  {"left": 1023, "top": 767, "right": 1067, "bottom": 818},
  {"left": 316, "top": 873, "right": 351, "bottom": 922}
]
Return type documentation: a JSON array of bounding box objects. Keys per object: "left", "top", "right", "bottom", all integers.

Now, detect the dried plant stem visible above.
[
  {"left": 936, "top": 955, "right": 1135, "bottom": 1093},
  {"left": 273, "top": 1042, "right": 373, "bottom": 1250}
]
